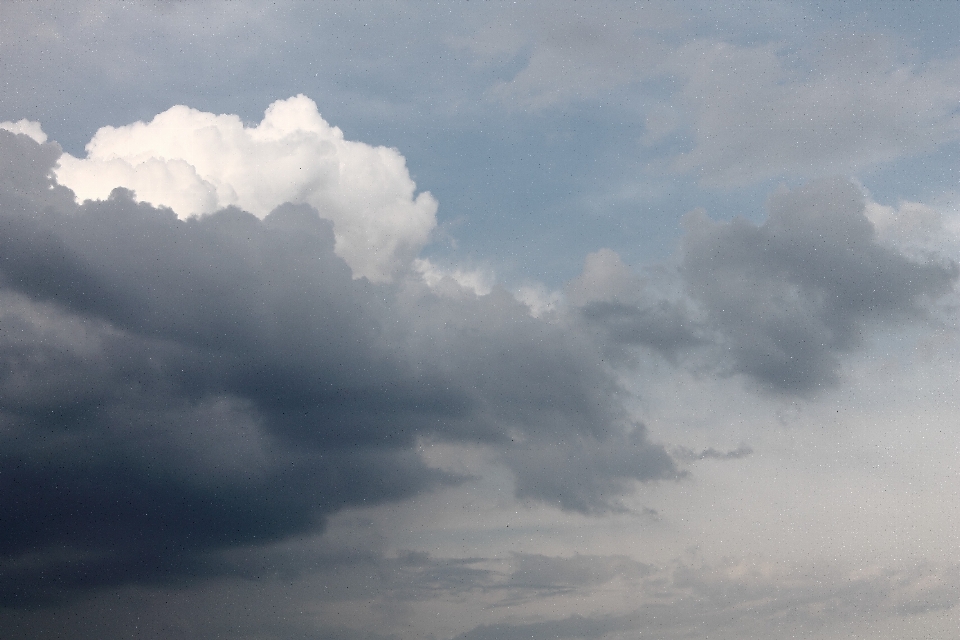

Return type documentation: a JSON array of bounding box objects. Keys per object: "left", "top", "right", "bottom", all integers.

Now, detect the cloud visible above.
[
  {"left": 865, "top": 194, "right": 960, "bottom": 261},
  {"left": 506, "top": 552, "right": 653, "bottom": 596},
  {"left": 503, "top": 428, "right": 678, "bottom": 514},
  {"left": 54, "top": 95, "right": 437, "bottom": 281},
  {"left": 661, "top": 36, "right": 960, "bottom": 186},
  {"left": 413, "top": 257, "right": 494, "bottom": 297},
  {"left": 563, "top": 181, "right": 957, "bottom": 395},
  {"left": 672, "top": 444, "right": 753, "bottom": 462},
  {"left": 461, "top": 8, "right": 960, "bottom": 185},
  {"left": 566, "top": 249, "right": 701, "bottom": 359},
  {"left": 0, "top": 130, "right": 676, "bottom": 605},
  {"left": 681, "top": 178, "right": 958, "bottom": 393},
  {"left": 456, "top": 556, "right": 960, "bottom": 640},
  {"left": 513, "top": 283, "right": 563, "bottom": 318},
  {"left": 458, "top": 1, "right": 678, "bottom": 110},
  {"left": 0, "top": 119, "right": 46, "bottom": 144}
]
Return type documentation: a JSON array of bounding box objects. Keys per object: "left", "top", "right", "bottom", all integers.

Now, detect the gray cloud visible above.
[
  {"left": 456, "top": 614, "right": 614, "bottom": 640},
  {"left": 505, "top": 552, "right": 653, "bottom": 599},
  {"left": 0, "top": 130, "right": 676, "bottom": 605},
  {"left": 566, "top": 249, "right": 702, "bottom": 361},
  {"left": 681, "top": 178, "right": 957, "bottom": 394},
  {"left": 672, "top": 444, "right": 753, "bottom": 462},
  {"left": 566, "top": 179, "right": 956, "bottom": 395},
  {"left": 6, "top": 530, "right": 956, "bottom": 639},
  {"left": 503, "top": 429, "right": 678, "bottom": 514}
]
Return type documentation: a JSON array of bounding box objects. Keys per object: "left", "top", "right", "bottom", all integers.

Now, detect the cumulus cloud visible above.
[
  {"left": 566, "top": 249, "right": 700, "bottom": 359},
  {"left": 0, "top": 130, "right": 676, "bottom": 605},
  {"left": 563, "top": 181, "right": 958, "bottom": 394},
  {"left": 54, "top": 95, "right": 437, "bottom": 281},
  {"left": 413, "top": 257, "right": 494, "bottom": 297},
  {"left": 865, "top": 195, "right": 960, "bottom": 261},
  {"left": 681, "top": 178, "right": 958, "bottom": 393},
  {"left": 0, "top": 119, "right": 46, "bottom": 144}
]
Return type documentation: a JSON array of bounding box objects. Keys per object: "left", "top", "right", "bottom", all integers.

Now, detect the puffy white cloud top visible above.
[
  {"left": 0, "top": 119, "right": 47, "bottom": 144},
  {"left": 55, "top": 95, "right": 437, "bottom": 281}
]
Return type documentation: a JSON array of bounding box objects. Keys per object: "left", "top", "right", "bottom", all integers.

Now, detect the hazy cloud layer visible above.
[
  {"left": 660, "top": 37, "right": 960, "bottom": 186},
  {"left": 467, "top": 4, "right": 672, "bottom": 110},
  {"left": 0, "top": 130, "right": 675, "bottom": 605},
  {"left": 4, "top": 542, "right": 956, "bottom": 639},
  {"left": 672, "top": 444, "right": 753, "bottom": 462},
  {"left": 456, "top": 556, "right": 960, "bottom": 640},
  {"left": 448, "top": 4, "right": 960, "bottom": 190}
]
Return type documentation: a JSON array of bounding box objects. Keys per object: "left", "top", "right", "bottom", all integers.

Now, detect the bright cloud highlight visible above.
[
  {"left": 0, "top": 119, "right": 46, "bottom": 144},
  {"left": 54, "top": 95, "right": 437, "bottom": 281}
]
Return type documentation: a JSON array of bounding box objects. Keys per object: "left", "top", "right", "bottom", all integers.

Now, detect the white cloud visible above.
[
  {"left": 54, "top": 95, "right": 437, "bottom": 281},
  {"left": 413, "top": 257, "right": 494, "bottom": 296},
  {"left": 865, "top": 195, "right": 960, "bottom": 264},
  {"left": 0, "top": 119, "right": 47, "bottom": 144},
  {"left": 564, "top": 248, "right": 643, "bottom": 307},
  {"left": 412, "top": 257, "right": 564, "bottom": 317},
  {"left": 514, "top": 283, "right": 562, "bottom": 318}
]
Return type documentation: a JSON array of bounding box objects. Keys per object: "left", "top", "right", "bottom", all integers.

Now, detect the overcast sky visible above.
[{"left": 2, "top": 1, "right": 960, "bottom": 638}]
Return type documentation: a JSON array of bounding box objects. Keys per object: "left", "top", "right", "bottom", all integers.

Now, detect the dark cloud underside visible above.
[{"left": 0, "top": 131, "right": 675, "bottom": 606}]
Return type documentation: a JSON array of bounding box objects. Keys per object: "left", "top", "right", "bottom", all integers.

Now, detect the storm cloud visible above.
[
  {"left": 568, "top": 179, "right": 959, "bottom": 395},
  {"left": 7, "top": 4, "right": 960, "bottom": 638},
  {"left": 0, "top": 129, "right": 675, "bottom": 605},
  {"left": 680, "top": 178, "right": 958, "bottom": 393}
]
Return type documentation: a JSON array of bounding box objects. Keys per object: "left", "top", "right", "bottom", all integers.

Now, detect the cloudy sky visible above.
[{"left": 2, "top": 1, "right": 960, "bottom": 638}]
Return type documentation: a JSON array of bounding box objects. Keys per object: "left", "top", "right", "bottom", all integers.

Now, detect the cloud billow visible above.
[
  {"left": 565, "top": 248, "right": 701, "bottom": 361},
  {"left": 53, "top": 96, "right": 438, "bottom": 282},
  {"left": 0, "top": 130, "right": 675, "bottom": 605},
  {"left": 564, "top": 180, "right": 957, "bottom": 395},
  {"left": 680, "top": 178, "right": 958, "bottom": 394}
]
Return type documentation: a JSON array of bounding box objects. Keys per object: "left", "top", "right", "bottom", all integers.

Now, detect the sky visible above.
[{"left": 1, "top": 1, "right": 960, "bottom": 638}]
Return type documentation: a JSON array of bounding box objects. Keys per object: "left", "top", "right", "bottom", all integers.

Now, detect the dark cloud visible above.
[
  {"left": 566, "top": 249, "right": 701, "bottom": 361},
  {"left": 577, "top": 299, "right": 698, "bottom": 355},
  {"left": 504, "top": 428, "right": 678, "bottom": 514},
  {"left": 566, "top": 180, "right": 956, "bottom": 395},
  {"left": 0, "top": 131, "right": 676, "bottom": 605},
  {"left": 681, "top": 178, "right": 957, "bottom": 393}
]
